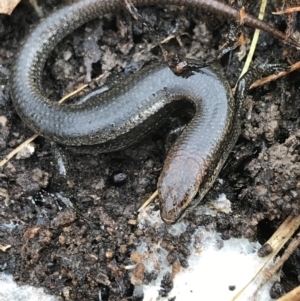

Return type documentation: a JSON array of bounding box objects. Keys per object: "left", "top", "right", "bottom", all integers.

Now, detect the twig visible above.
[
  {"left": 273, "top": 7, "right": 300, "bottom": 15},
  {"left": 250, "top": 61, "right": 300, "bottom": 89}
]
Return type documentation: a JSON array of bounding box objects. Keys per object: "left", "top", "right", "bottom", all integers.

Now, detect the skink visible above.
[{"left": 10, "top": 0, "right": 290, "bottom": 223}]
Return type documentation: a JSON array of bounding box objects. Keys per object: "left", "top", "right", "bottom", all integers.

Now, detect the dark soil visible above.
[{"left": 1, "top": 0, "right": 300, "bottom": 300}]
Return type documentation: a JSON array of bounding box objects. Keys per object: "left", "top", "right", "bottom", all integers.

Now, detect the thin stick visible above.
[
  {"left": 250, "top": 61, "right": 300, "bottom": 89},
  {"left": 273, "top": 7, "right": 300, "bottom": 15}
]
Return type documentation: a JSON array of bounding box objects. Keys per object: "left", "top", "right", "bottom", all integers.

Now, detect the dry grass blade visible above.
[
  {"left": 0, "top": 134, "right": 38, "bottom": 167},
  {"left": 58, "top": 84, "right": 88, "bottom": 104},
  {"left": 232, "top": 215, "right": 300, "bottom": 300},
  {"left": 138, "top": 190, "right": 158, "bottom": 211},
  {"left": 262, "top": 233, "right": 300, "bottom": 285},
  {"left": 259, "top": 215, "right": 300, "bottom": 257},
  {"left": 236, "top": 0, "right": 267, "bottom": 83}
]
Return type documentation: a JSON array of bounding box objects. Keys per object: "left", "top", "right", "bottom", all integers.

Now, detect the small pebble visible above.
[
  {"left": 270, "top": 281, "right": 284, "bottom": 299},
  {"left": 105, "top": 251, "right": 114, "bottom": 259},
  {"left": 109, "top": 171, "right": 127, "bottom": 186},
  {"left": 15, "top": 143, "right": 35, "bottom": 159},
  {"left": 257, "top": 243, "right": 273, "bottom": 257},
  {"left": 0, "top": 115, "right": 8, "bottom": 126}
]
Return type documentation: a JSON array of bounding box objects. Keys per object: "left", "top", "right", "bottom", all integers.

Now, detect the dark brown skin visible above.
[{"left": 10, "top": 0, "right": 292, "bottom": 224}]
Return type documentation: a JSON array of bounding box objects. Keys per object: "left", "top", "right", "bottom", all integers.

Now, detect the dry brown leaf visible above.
[{"left": 0, "top": 0, "right": 21, "bottom": 15}]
